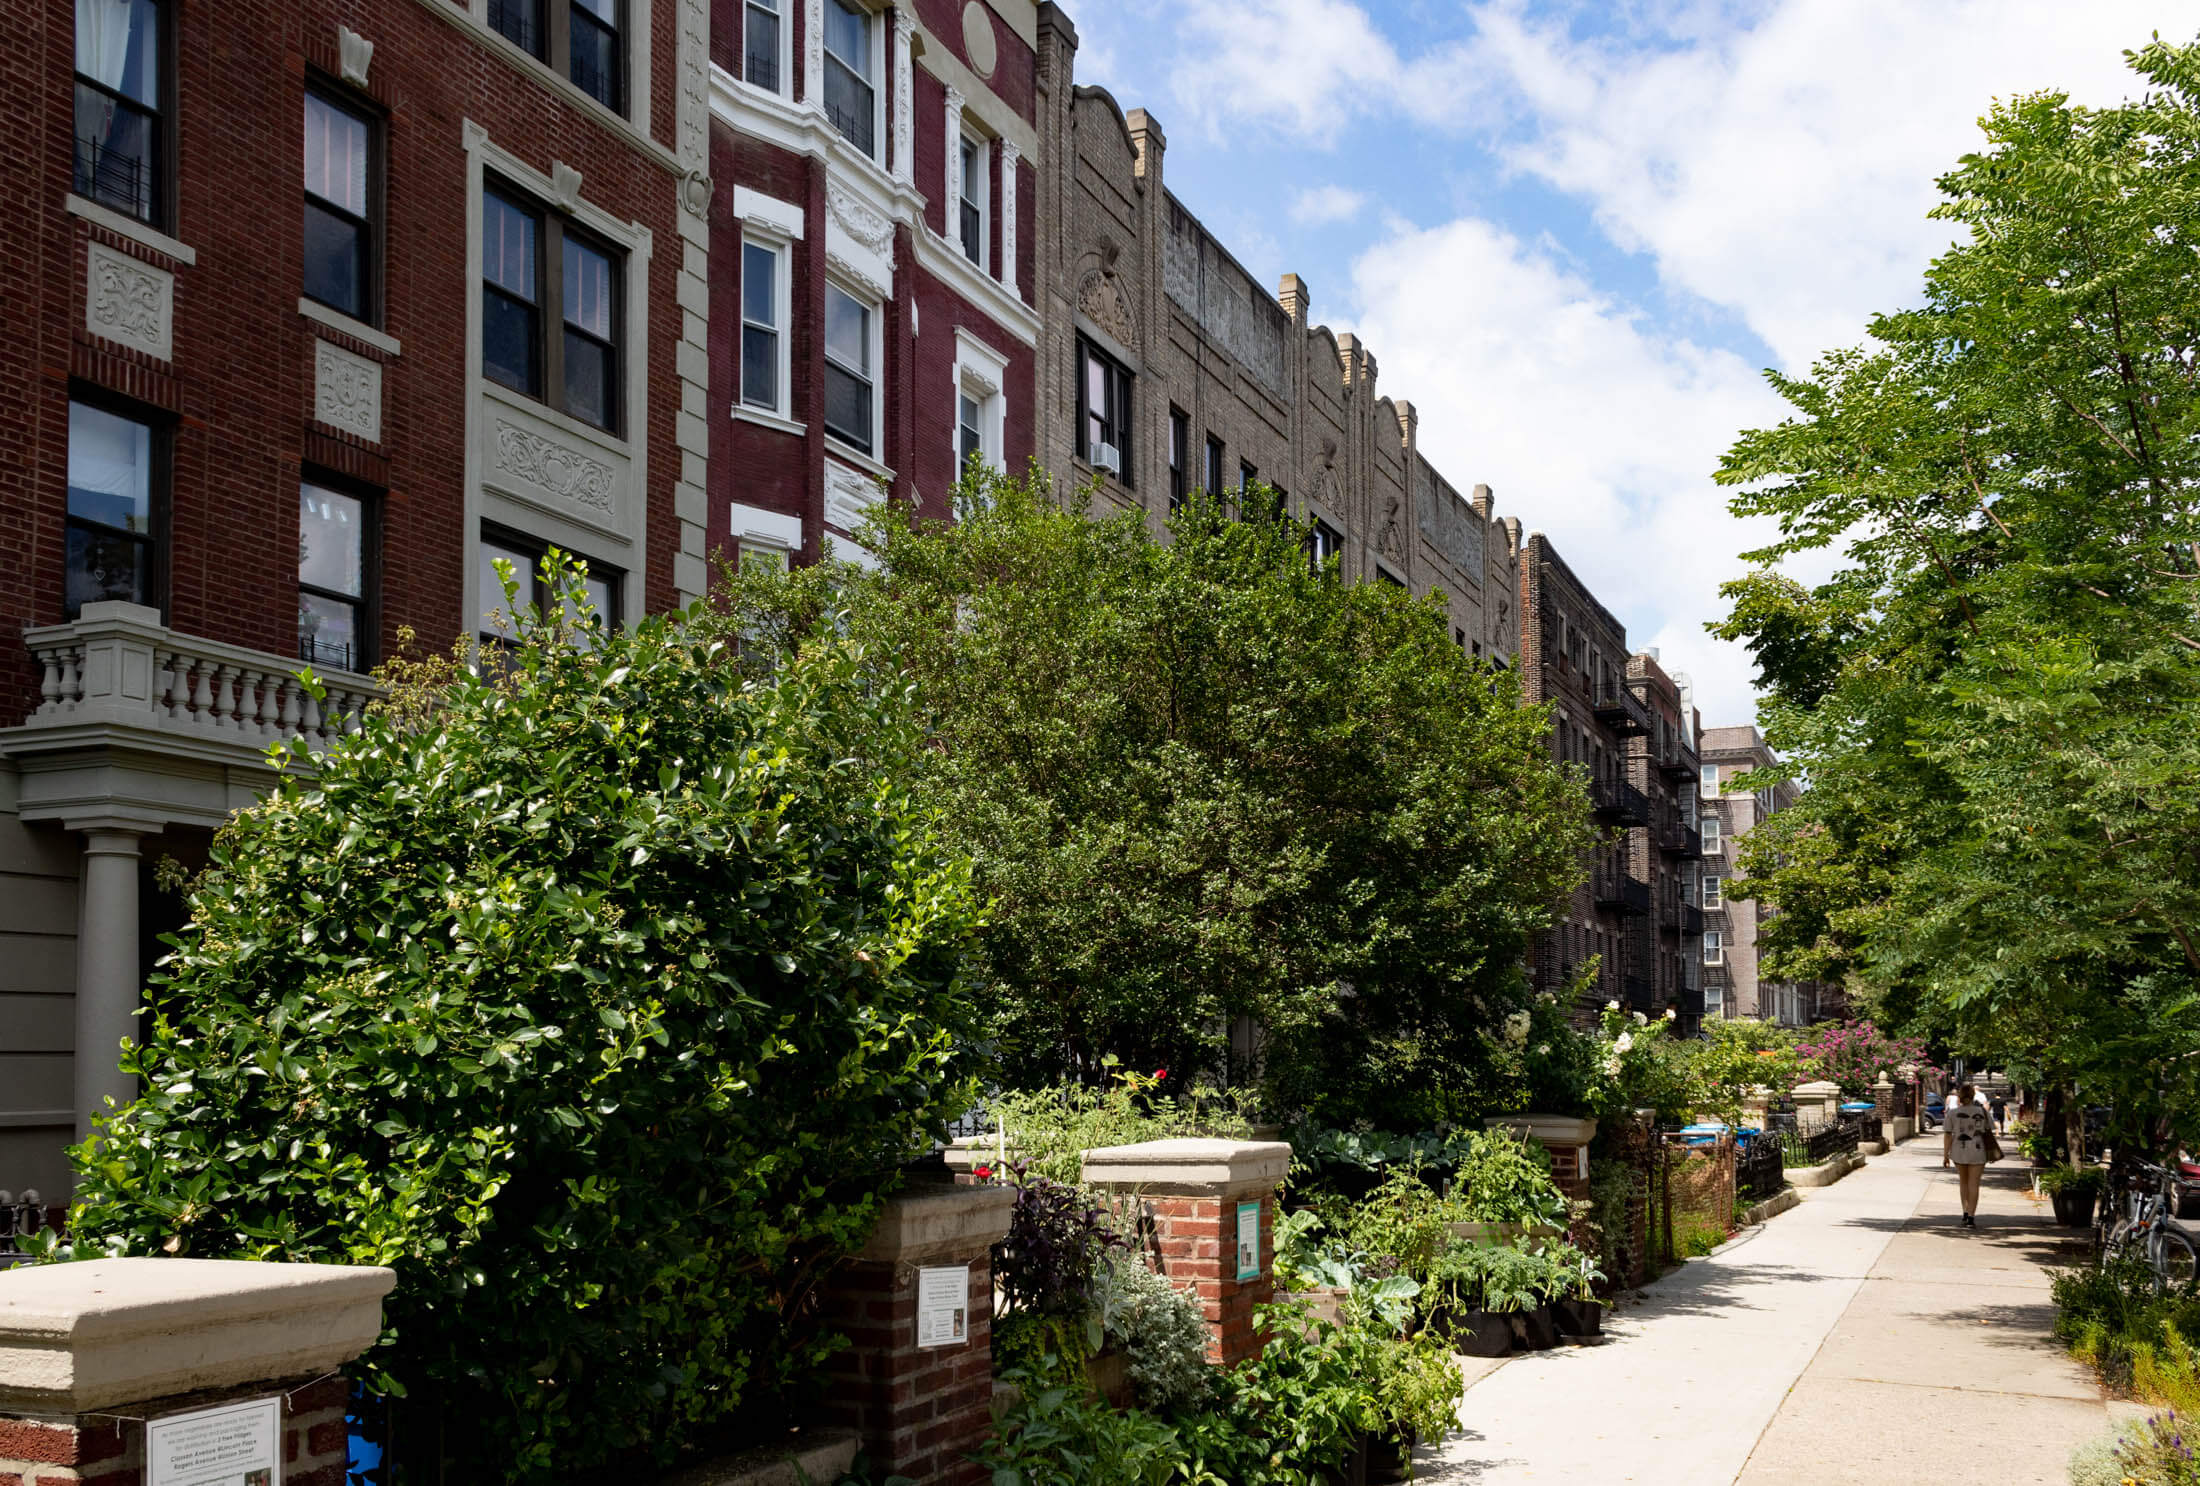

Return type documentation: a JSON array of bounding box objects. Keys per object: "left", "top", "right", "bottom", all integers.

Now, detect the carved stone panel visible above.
[
  {"left": 84, "top": 242, "right": 172, "bottom": 360},
  {"left": 313, "top": 340, "right": 383, "bottom": 442},
  {"left": 825, "top": 458, "right": 885, "bottom": 533},
  {"left": 478, "top": 390, "right": 632, "bottom": 539}
]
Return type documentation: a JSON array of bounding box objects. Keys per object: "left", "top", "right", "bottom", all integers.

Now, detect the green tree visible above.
[
  {"left": 1681, "top": 1019, "right": 1812, "bottom": 1126},
  {"left": 64, "top": 567, "right": 983, "bottom": 1481},
  {"left": 1710, "top": 38, "right": 2200, "bottom": 1151},
  {"left": 714, "top": 472, "right": 1591, "bottom": 1126}
]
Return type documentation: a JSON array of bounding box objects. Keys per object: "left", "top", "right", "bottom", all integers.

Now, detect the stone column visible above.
[
  {"left": 890, "top": 8, "right": 914, "bottom": 187},
  {"left": 0, "top": 1258, "right": 394, "bottom": 1486},
  {"left": 73, "top": 826, "right": 147, "bottom": 1142},
  {"left": 942, "top": 85, "right": 966, "bottom": 236},
  {"left": 1082, "top": 1138, "right": 1290, "bottom": 1367},
  {"left": 815, "top": 1181, "right": 1013, "bottom": 1486}
]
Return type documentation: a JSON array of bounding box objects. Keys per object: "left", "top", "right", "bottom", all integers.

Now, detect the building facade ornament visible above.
[
  {"left": 493, "top": 420, "right": 616, "bottom": 514},
  {"left": 1076, "top": 268, "right": 1134, "bottom": 351},
  {"left": 804, "top": 0, "right": 824, "bottom": 113},
  {"left": 891, "top": 10, "right": 915, "bottom": 187},
  {"left": 826, "top": 178, "right": 894, "bottom": 257},
  {"left": 84, "top": 242, "right": 172, "bottom": 360},
  {"left": 312, "top": 340, "right": 383, "bottom": 442},
  {"left": 943, "top": 85, "right": 966, "bottom": 236},
  {"left": 336, "top": 26, "right": 374, "bottom": 86},
  {"left": 998, "top": 136, "right": 1019, "bottom": 294}
]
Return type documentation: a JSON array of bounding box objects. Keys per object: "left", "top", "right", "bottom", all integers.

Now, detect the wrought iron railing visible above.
[
  {"left": 960, "top": 200, "right": 983, "bottom": 264},
  {"left": 1735, "top": 1134, "right": 1784, "bottom": 1203},
  {"left": 1594, "top": 872, "right": 1651, "bottom": 915},
  {"left": 1592, "top": 684, "right": 1652, "bottom": 735},
  {"left": 1591, "top": 775, "right": 1650, "bottom": 825},
  {"left": 824, "top": 59, "right": 875, "bottom": 157},
  {"left": 0, "top": 1190, "right": 60, "bottom": 1266}
]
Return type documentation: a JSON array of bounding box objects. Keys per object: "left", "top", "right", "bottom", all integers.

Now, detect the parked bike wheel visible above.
[{"left": 2155, "top": 1228, "right": 2199, "bottom": 1292}]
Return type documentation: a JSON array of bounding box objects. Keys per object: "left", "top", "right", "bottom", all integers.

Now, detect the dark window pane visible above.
[
  {"left": 824, "top": 362, "right": 871, "bottom": 453},
  {"left": 824, "top": 57, "right": 874, "bottom": 156},
  {"left": 569, "top": 3, "right": 620, "bottom": 110},
  {"left": 563, "top": 331, "right": 612, "bottom": 429},
  {"left": 74, "top": 84, "right": 155, "bottom": 221},
  {"left": 489, "top": 0, "right": 543, "bottom": 55},
  {"left": 303, "top": 94, "right": 369, "bottom": 214},
  {"left": 741, "top": 324, "right": 777, "bottom": 409},
  {"left": 484, "top": 194, "right": 537, "bottom": 300},
  {"left": 298, "top": 591, "right": 360, "bottom": 669},
  {"left": 741, "top": 242, "right": 775, "bottom": 326},
  {"left": 483, "top": 288, "right": 539, "bottom": 394},
  {"left": 563, "top": 236, "right": 614, "bottom": 338},
  {"left": 66, "top": 522, "right": 149, "bottom": 615},
  {"left": 744, "top": 3, "right": 780, "bottom": 90},
  {"left": 303, "top": 201, "right": 366, "bottom": 317},
  {"left": 960, "top": 200, "right": 983, "bottom": 264},
  {"left": 823, "top": 0, "right": 867, "bottom": 67}
]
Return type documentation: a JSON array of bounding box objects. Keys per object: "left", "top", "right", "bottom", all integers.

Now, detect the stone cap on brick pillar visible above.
[
  {"left": 856, "top": 1183, "right": 1015, "bottom": 1266},
  {"left": 1080, "top": 1138, "right": 1292, "bottom": 1195},
  {"left": 0, "top": 1258, "right": 395, "bottom": 1412},
  {"left": 1483, "top": 1114, "right": 1597, "bottom": 1147}
]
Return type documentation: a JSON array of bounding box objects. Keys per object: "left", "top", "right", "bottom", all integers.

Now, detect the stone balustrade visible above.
[{"left": 25, "top": 602, "right": 381, "bottom": 754}]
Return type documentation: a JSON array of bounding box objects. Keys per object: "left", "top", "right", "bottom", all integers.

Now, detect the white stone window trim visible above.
[
  {"left": 952, "top": 327, "right": 1008, "bottom": 473},
  {"left": 819, "top": 0, "right": 888, "bottom": 166},
  {"left": 737, "top": 229, "right": 795, "bottom": 420},
  {"left": 730, "top": 498, "right": 804, "bottom": 561},
  {"left": 734, "top": 406, "right": 808, "bottom": 437},
  {"left": 1373, "top": 556, "right": 1410, "bottom": 588},
  {"left": 298, "top": 297, "right": 401, "bottom": 357},
  {"left": 957, "top": 128, "right": 991, "bottom": 276},
  {"left": 824, "top": 273, "right": 886, "bottom": 462},
  {"left": 68, "top": 194, "right": 197, "bottom": 266},
  {"left": 460, "top": 118, "right": 653, "bottom": 639}
]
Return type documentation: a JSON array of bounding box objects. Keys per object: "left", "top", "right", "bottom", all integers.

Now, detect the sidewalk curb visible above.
[{"left": 1791, "top": 1152, "right": 1869, "bottom": 1190}]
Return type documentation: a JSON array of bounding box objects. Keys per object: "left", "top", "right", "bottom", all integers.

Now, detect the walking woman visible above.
[{"left": 1944, "top": 1082, "right": 1997, "bottom": 1226}]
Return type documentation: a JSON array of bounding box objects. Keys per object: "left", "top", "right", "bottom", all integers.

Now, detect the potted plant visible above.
[
  {"left": 2039, "top": 1165, "right": 2104, "bottom": 1227},
  {"left": 1422, "top": 1242, "right": 1511, "bottom": 1358},
  {"left": 1544, "top": 1242, "right": 1608, "bottom": 1339},
  {"left": 1480, "top": 1242, "right": 1556, "bottom": 1351},
  {"left": 2020, "top": 1130, "right": 2056, "bottom": 1168},
  {"left": 1360, "top": 1327, "right": 1466, "bottom": 1483}
]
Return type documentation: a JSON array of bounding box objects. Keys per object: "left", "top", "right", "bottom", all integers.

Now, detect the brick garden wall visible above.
[{"left": 0, "top": 1373, "right": 348, "bottom": 1486}]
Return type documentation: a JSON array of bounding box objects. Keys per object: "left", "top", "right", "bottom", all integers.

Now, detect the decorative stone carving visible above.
[
  {"left": 337, "top": 26, "right": 374, "bottom": 86},
  {"left": 84, "top": 242, "right": 172, "bottom": 360},
  {"left": 493, "top": 419, "right": 616, "bottom": 515},
  {"left": 313, "top": 340, "right": 382, "bottom": 442},
  {"left": 681, "top": 169, "right": 715, "bottom": 219},
  {"left": 825, "top": 459, "right": 885, "bottom": 533},
  {"left": 551, "top": 161, "right": 583, "bottom": 211},
  {"left": 999, "top": 138, "right": 1020, "bottom": 294},
  {"left": 1378, "top": 496, "right": 1404, "bottom": 561},
  {"left": 804, "top": 0, "right": 824, "bottom": 112},
  {"left": 891, "top": 11, "right": 915, "bottom": 187},
  {"left": 961, "top": 1, "right": 998, "bottom": 77},
  {"left": 676, "top": 0, "right": 709, "bottom": 174},
  {"left": 826, "top": 180, "right": 893, "bottom": 256},
  {"left": 943, "top": 86, "right": 966, "bottom": 235},
  {"left": 1077, "top": 269, "right": 1134, "bottom": 351}
]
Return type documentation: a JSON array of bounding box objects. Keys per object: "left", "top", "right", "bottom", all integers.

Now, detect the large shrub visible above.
[{"left": 63, "top": 572, "right": 983, "bottom": 1481}]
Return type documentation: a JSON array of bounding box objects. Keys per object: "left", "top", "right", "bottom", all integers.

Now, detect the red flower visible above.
[
  {"left": 1154, "top": 1068, "right": 1168, "bottom": 1080},
  {"left": 972, "top": 1164, "right": 993, "bottom": 1180}
]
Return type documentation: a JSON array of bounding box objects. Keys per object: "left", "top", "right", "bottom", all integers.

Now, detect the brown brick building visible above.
[
  {"left": 0, "top": 0, "right": 710, "bottom": 1195},
  {"left": 1517, "top": 534, "right": 1703, "bottom": 1024},
  {"left": 1698, "top": 724, "right": 1834, "bottom": 1025}
]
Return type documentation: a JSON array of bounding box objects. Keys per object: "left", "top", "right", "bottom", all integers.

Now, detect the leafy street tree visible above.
[
  {"left": 1711, "top": 38, "right": 2200, "bottom": 1151},
  {"left": 64, "top": 569, "right": 983, "bottom": 1480},
  {"left": 715, "top": 472, "right": 1591, "bottom": 1128}
]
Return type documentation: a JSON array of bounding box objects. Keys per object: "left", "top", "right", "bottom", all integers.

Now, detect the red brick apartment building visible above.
[
  {"left": 0, "top": 0, "right": 712, "bottom": 1195},
  {"left": 705, "top": 0, "right": 1037, "bottom": 566}
]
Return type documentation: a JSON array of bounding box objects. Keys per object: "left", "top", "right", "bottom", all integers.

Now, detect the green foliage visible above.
[
  {"left": 1709, "top": 39, "right": 2200, "bottom": 1140},
  {"left": 2055, "top": 1256, "right": 2200, "bottom": 1408},
  {"left": 61, "top": 565, "right": 983, "bottom": 1482},
  {"left": 987, "top": 1064, "right": 1253, "bottom": 1187},
  {"left": 975, "top": 1374, "right": 1185, "bottom": 1486},
  {"left": 711, "top": 470, "right": 1591, "bottom": 1125},
  {"left": 1094, "top": 1257, "right": 1211, "bottom": 1411},
  {"left": 1451, "top": 1128, "right": 1568, "bottom": 1227},
  {"left": 1587, "top": 1005, "right": 1696, "bottom": 1124},
  {"left": 2038, "top": 1165, "right": 2106, "bottom": 1198},
  {"left": 993, "top": 1312, "right": 1097, "bottom": 1392},
  {"left": 1423, "top": 1239, "right": 1548, "bottom": 1316},
  {"left": 1678, "top": 1020, "right": 1813, "bottom": 1126},
  {"left": 1338, "top": 1167, "right": 1470, "bottom": 1279}
]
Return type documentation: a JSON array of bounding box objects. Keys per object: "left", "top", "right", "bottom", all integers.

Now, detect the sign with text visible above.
[
  {"left": 146, "top": 1396, "right": 280, "bottom": 1486},
  {"left": 916, "top": 1263, "right": 970, "bottom": 1348},
  {"left": 1236, "top": 1200, "right": 1262, "bottom": 1281}
]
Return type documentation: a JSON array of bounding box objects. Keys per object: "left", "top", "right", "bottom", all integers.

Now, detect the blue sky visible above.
[{"left": 1066, "top": 0, "right": 2193, "bottom": 729}]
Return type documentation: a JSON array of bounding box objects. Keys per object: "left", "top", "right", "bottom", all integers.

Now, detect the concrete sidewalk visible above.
[{"left": 1416, "top": 1138, "right": 2105, "bottom": 1485}]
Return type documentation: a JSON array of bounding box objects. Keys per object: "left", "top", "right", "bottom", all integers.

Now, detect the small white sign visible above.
[
  {"left": 916, "top": 1263, "right": 970, "bottom": 1349},
  {"left": 147, "top": 1396, "right": 280, "bottom": 1486}
]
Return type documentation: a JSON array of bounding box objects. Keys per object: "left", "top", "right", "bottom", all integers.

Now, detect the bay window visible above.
[
  {"left": 959, "top": 133, "right": 988, "bottom": 269},
  {"left": 740, "top": 238, "right": 786, "bottom": 416},
  {"left": 824, "top": 284, "right": 875, "bottom": 454},
  {"left": 823, "top": 0, "right": 877, "bottom": 158},
  {"left": 744, "top": 0, "right": 784, "bottom": 91}
]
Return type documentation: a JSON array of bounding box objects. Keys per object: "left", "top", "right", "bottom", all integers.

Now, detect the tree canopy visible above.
[
  {"left": 1711, "top": 37, "right": 2200, "bottom": 1142},
  {"left": 714, "top": 472, "right": 1591, "bottom": 1127}
]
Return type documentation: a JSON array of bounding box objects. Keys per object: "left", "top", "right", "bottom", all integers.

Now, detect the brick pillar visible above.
[
  {"left": 816, "top": 1181, "right": 1014, "bottom": 1486},
  {"left": 1081, "top": 1139, "right": 1291, "bottom": 1368},
  {"left": 0, "top": 1258, "right": 393, "bottom": 1486}
]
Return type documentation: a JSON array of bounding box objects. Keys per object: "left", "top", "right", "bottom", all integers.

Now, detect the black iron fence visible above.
[
  {"left": 1778, "top": 1120, "right": 1857, "bottom": 1169},
  {"left": 1735, "top": 1133, "right": 1785, "bottom": 1204},
  {"left": 0, "top": 1190, "right": 61, "bottom": 1266}
]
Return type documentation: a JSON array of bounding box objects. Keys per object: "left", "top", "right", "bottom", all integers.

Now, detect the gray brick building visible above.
[{"left": 1698, "top": 724, "right": 1834, "bottom": 1024}]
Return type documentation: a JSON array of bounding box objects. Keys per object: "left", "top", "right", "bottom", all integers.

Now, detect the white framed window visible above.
[
  {"left": 1700, "top": 814, "right": 1722, "bottom": 852},
  {"left": 742, "top": 0, "right": 788, "bottom": 94},
  {"left": 1705, "top": 985, "right": 1724, "bottom": 1016},
  {"left": 822, "top": 0, "right": 880, "bottom": 159},
  {"left": 739, "top": 235, "right": 790, "bottom": 417},
  {"left": 953, "top": 328, "right": 1008, "bottom": 476},
  {"left": 1703, "top": 930, "right": 1725, "bottom": 967},
  {"left": 1700, "top": 762, "right": 1719, "bottom": 798},
  {"left": 824, "top": 281, "right": 880, "bottom": 455},
  {"left": 958, "top": 132, "right": 989, "bottom": 270},
  {"left": 1702, "top": 873, "right": 1722, "bottom": 908}
]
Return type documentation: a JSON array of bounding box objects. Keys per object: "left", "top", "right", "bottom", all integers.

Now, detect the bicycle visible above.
[{"left": 2099, "top": 1159, "right": 2200, "bottom": 1291}]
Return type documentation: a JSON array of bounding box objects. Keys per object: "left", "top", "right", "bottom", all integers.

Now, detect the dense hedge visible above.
[{"left": 63, "top": 574, "right": 983, "bottom": 1481}]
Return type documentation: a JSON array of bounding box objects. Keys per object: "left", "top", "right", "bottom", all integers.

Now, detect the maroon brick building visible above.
[
  {"left": 0, "top": 0, "right": 712, "bottom": 1194},
  {"left": 706, "top": 0, "right": 1038, "bottom": 569}
]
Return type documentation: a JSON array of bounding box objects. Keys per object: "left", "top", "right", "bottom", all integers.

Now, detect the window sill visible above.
[
  {"left": 67, "top": 194, "right": 196, "bottom": 265},
  {"left": 299, "top": 298, "right": 401, "bottom": 357},
  {"left": 826, "top": 440, "right": 895, "bottom": 483},
  {"left": 733, "top": 404, "right": 806, "bottom": 437}
]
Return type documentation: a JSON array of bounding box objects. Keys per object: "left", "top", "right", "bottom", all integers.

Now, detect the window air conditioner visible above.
[{"left": 1091, "top": 441, "right": 1121, "bottom": 475}]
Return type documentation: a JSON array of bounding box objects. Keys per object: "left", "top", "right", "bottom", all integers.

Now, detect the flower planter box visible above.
[
  {"left": 1510, "top": 1304, "right": 1560, "bottom": 1351},
  {"left": 1451, "top": 1309, "right": 1513, "bottom": 1358},
  {"left": 1552, "top": 1297, "right": 1604, "bottom": 1338},
  {"left": 1366, "top": 1429, "right": 1415, "bottom": 1484},
  {"left": 2050, "top": 1188, "right": 2099, "bottom": 1228}
]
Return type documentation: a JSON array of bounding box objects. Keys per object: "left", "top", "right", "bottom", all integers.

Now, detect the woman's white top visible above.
[{"left": 1946, "top": 1102, "right": 1994, "bottom": 1166}]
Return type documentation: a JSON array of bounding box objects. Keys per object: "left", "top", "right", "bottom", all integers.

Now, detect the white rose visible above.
[
  {"left": 1632, "top": 1011, "right": 1648, "bottom": 1026},
  {"left": 1606, "top": 999, "right": 1620, "bottom": 1012},
  {"left": 1614, "top": 1032, "right": 1635, "bottom": 1054},
  {"left": 1665, "top": 1008, "right": 1677, "bottom": 1020}
]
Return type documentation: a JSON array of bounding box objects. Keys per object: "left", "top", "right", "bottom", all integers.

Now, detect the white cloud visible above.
[
  {"left": 1344, "top": 216, "right": 1789, "bottom": 727},
  {"left": 1290, "top": 184, "right": 1369, "bottom": 225}
]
